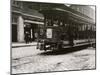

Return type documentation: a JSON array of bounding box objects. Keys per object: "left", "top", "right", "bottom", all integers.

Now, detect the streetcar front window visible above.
[{"left": 39, "top": 28, "right": 46, "bottom": 39}]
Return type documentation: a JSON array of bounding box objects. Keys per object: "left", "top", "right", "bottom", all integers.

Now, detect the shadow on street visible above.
[{"left": 39, "top": 45, "right": 89, "bottom": 55}]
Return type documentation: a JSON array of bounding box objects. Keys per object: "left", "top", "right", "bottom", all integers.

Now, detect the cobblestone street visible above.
[
  {"left": 11, "top": 46, "right": 96, "bottom": 74},
  {"left": 11, "top": 1, "right": 96, "bottom": 74}
]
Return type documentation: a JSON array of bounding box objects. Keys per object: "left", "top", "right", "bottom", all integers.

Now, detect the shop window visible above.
[
  {"left": 12, "top": 16, "right": 17, "bottom": 24},
  {"left": 12, "top": 1, "right": 22, "bottom": 8}
]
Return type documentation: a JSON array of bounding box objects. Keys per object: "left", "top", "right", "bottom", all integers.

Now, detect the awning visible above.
[
  {"left": 24, "top": 20, "right": 44, "bottom": 25},
  {"left": 54, "top": 8, "right": 94, "bottom": 24},
  {"left": 40, "top": 7, "right": 95, "bottom": 25}
]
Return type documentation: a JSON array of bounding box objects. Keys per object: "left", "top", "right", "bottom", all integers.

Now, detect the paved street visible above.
[{"left": 12, "top": 46, "right": 96, "bottom": 74}]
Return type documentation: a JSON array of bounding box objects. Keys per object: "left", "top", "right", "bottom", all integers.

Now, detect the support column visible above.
[
  {"left": 44, "top": 15, "right": 46, "bottom": 26},
  {"left": 17, "top": 15, "right": 24, "bottom": 42}
]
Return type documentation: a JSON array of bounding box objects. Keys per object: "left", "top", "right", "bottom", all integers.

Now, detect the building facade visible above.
[
  {"left": 11, "top": 0, "right": 44, "bottom": 42},
  {"left": 70, "top": 5, "right": 95, "bottom": 22}
]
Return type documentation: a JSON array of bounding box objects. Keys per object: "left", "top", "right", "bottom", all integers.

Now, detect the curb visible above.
[{"left": 12, "top": 44, "right": 37, "bottom": 48}]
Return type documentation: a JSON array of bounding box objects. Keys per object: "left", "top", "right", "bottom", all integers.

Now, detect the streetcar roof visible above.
[{"left": 40, "top": 5, "right": 95, "bottom": 25}]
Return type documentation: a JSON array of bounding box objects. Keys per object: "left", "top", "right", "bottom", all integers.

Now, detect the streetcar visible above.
[{"left": 36, "top": 5, "right": 96, "bottom": 51}]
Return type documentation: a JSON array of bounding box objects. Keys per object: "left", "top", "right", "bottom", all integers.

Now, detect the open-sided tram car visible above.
[{"left": 37, "top": 6, "right": 96, "bottom": 51}]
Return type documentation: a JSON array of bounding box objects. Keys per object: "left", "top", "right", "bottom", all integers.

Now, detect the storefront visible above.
[{"left": 12, "top": 14, "right": 44, "bottom": 42}]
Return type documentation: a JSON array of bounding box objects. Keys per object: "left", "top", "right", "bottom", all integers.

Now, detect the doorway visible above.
[
  {"left": 12, "top": 25, "right": 17, "bottom": 42},
  {"left": 24, "top": 23, "right": 38, "bottom": 42},
  {"left": 31, "top": 24, "right": 38, "bottom": 41}
]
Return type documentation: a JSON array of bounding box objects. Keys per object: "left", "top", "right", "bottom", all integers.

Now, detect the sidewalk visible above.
[{"left": 12, "top": 42, "right": 37, "bottom": 48}]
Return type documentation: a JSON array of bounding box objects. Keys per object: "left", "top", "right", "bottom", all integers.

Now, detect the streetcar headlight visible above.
[{"left": 46, "top": 45, "right": 50, "bottom": 48}]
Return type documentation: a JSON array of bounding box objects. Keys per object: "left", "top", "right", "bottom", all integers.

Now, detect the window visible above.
[
  {"left": 12, "top": 16, "right": 17, "bottom": 24},
  {"left": 12, "top": 1, "right": 22, "bottom": 8}
]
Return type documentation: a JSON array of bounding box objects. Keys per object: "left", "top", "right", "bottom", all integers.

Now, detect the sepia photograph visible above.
[{"left": 11, "top": 0, "right": 96, "bottom": 74}]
